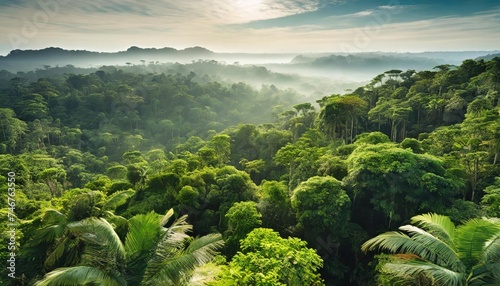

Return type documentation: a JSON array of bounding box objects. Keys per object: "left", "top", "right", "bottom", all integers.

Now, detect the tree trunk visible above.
[
  {"left": 472, "top": 158, "right": 478, "bottom": 201},
  {"left": 350, "top": 117, "right": 354, "bottom": 143}
]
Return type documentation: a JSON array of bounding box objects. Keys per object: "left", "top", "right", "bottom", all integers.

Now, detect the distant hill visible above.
[
  {"left": 262, "top": 51, "right": 500, "bottom": 80},
  {"left": 290, "top": 53, "right": 440, "bottom": 70},
  {"left": 0, "top": 46, "right": 498, "bottom": 82},
  {"left": 0, "top": 46, "right": 215, "bottom": 72},
  {"left": 476, "top": 53, "right": 500, "bottom": 61}
]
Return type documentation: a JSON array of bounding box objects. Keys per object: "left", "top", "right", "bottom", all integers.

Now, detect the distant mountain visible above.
[
  {"left": 0, "top": 46, "right": 498, "bottom": 82},
  {"left": 0, "top": 46, "right": 215, "bottom": 72},
  {"left": 476, "top": 53, "right": 500, "bottom": 61},
  {"left": 290, "top": 54, "right": 440, "bottom": 69},
  {"left": 264, "top": 51, "right": 500, "bottom": 80}
]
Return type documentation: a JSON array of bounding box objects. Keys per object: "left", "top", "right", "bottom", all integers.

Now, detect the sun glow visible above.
[{"left": 232, "top": 0, "right": 267, "bottom": 22}]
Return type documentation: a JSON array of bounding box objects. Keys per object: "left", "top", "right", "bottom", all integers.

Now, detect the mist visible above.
[{"left": 1, "top": 46, "right": 498, "bottom": 101}]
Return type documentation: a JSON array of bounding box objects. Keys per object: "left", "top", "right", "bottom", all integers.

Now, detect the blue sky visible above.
[{"left": 0, "top": 0, "right": 499, "bottom": 55}]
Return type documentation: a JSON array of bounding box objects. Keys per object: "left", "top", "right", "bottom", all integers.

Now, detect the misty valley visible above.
[{"left": 1, "top": 47, "right": 500, "bottom": 285}]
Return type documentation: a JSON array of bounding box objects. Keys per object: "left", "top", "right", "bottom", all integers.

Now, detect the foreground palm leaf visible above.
[
  {"left": 142, "top": 233, "right": 224, "bottom": 285},
  {"left": 362, "top": 213, "right": 500, "bottom": 285},
  {"left": 35, "top": 266, "right": 126, "bottom": 286},
  {"left": 35, "top": 209, "right": 223, "bottom": 285}
]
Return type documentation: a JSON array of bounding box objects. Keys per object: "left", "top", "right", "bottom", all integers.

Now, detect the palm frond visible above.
[
  {"left": 160, "top": 208, "right": 175, "bottom": 227},
  {"left": 124, "top": 212, "right": 162, "bottom": 258},
  {"left": 411, "top": 213, "right": 456, "bottom": 244},
  {"left": 183, "top": 234, "right": 224, "bottom": 265},
  {"left": 35, "top": 266, "right": 126, "bottom": 286},
  {"left": 468, "top": 262, "right": 500, "bottom": 286},
  {"left": 44, "top": 236, "right": 71, "bottom": 269},
  {"left": 29, "top": 209, "right": 68, "bottom": 246},
  {"left": 68, "top": 217, "right": 125, "bottom": 259},
  {"left": 483, "top": 233, "right": 500, "bottom": 263},
  {"left": 399, "top": 225, "right": 463, "bottom": 272},
  {"left": 104, "top": 211, "right": 129, "bottom": 229},
  {"left": 455, "top": 219, "right": 500, "bottom": 271},
  {"left": 142, "top": 233, "right": 224, "bottom": 285},
  {"left": 42, "top": 209, "right": 67, "bottom": 225},
  {"left": 181, "top": 262, "right": 223, "bottom": 286},
  {"left": 383, "top": 259, "right": 466, "bottom": 286},
  {"left": 362, "top": 230, "right": 439, "bottom": 261},
  {"left": 103, "top": 190, "right": 136, "bottom": 211},
  {"left": 164, "top": 213, "right": 193, "bottom": 235},
  {"left": 30, "top": 224, "right": 66, "bottom": 246},
  {"left": 124, "top": 211, "right": 164, "bottom": 282}
]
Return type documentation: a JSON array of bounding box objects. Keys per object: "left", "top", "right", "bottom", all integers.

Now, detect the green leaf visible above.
[{"left": 35, "top": 266, "right": 126, "bottom": 286}]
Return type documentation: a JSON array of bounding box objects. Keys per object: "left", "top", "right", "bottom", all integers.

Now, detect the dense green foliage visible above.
[
  {"left": 0, "top": 57, "right": 499, "bottom": 285},
  {"left": 214, "top": 228, "right": 324, "bottom": 286}
]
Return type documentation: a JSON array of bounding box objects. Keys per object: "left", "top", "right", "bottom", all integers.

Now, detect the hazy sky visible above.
[{"left": 0, "top": 0, "right": 499, "bottom": 55}]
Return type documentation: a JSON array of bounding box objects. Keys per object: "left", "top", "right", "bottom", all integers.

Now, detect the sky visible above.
[{"left": 0, "top": 0, "right": 499, "bottom": 55}]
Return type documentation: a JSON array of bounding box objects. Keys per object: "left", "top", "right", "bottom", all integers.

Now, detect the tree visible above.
[
  {"left": 481, "top": 177, "right": 500, "bottom": 217},
  {"left": 362, "top": 213, "right": 500, "bottom": 286},
  {"left": 214, "top": 228, "right": 324, "bottom": 286},
  {"left": 35, "top": 209, "right": 223, "bottom": 285},
  {"left": 0, "top": 108, "right": 27, "bottom": 152},
  {"left": 317, "top": 94, "right": 367, "bottom": 142},
  {"left": 258, "top": 180, "right": 296, "bottom": 235},
  {"left": 274, "top": 132, "right": 327, "bottom": 191},
  {"left": 210, "top": 134, "right": 231, "bottom": 166},
  {"left": 39, "top": 167, "right": 67, "bottom": 198},
  {"left": 15, "top": 92, "right": 48, "bottom": 121},
  {"left": 292, "top": 176, "right": 351, "bottom": 241},
  {"left": 224, "top": 201, "right": 262, "bottom": 255},
  {"left": 291, "top": 176, "right": 352, "bottom": 279},
  {"left": 345, "top": 142, "right": 460, "bottom": 231}
]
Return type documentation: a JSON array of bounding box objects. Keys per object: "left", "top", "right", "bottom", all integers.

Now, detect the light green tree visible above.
[
  {"left": 224, "top": 201, "right": 262, "bottom": 255},
  {"left": 214, "top": 228, "right": 324, "bottom": 286}
]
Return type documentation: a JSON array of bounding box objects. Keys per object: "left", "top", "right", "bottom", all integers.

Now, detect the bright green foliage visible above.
[
  {"left": 165, "top": 159, "right": 188, "bottom": 176},
  {"left": 345, "top": 143, "right": 459, "bottom": 229},
  {"left": 224, "top": 201, "right": 262, "bottom": 255},
  {"left": 2, "top": 54, "right": 500, "bottom": 286},
  {"left": 35, "top": 209, "right": 224, "bottom": 285},
  {"left": 0, "top": 108, "right": 27, "bottom": 152},
  {"left": 258, "top": 180, "right": 296, "bottom": 235},
  {"left": 107, "top": 164, "right": 128, "bottom": 180},
  {"left": 214, "top": 228, "right": 324, "bottom": 286},
  {"left": 23, "top": 189, "right": 135, "bottom": 273},
  {"left": 225, "top": 201, "right": 262, "bottom": 239},
  {"left": 177, "top": 185, "right": 200, "bottom": 207},
  {"left": 362, "top": 213, "right": 500, "bottom": 286},
  {"left": 40, "top": 167, "right": 66, "bottom": 196},
  {"left": 482, "top": 177, "right": 500, "bottom": 217},
  {"left": 292, "top": 176, "right": 351, "bottom": 240},
  {"left": 274, "top": 131, "right": 328, "bottom": 190},
  {"left": 317, "top": 94, "right": 367, "bottom": 143},
  {"left": 316, "top": 153, "right": 348, "bottom": 180},
  {"left": 353, "top": 131, "right": 391, "bottom": 145},
  {"left": 400, "top": 137, "right": 424, "bottom": 154},
  {"left": 210, "top": 134, "right": 231, "bottom": 166}
]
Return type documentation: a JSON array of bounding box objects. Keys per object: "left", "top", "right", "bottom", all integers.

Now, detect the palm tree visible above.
[
  {"left": 27, "top": 190, "right": 136, "bottom": 270},
  {"left": 362, "top": 213, "right": 500, "bottom": 286},
  {"left": 35, "top": 209, "right": 223, "bottom": 285}
]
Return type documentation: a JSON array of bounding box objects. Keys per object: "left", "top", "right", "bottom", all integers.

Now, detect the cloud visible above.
[
  {"left": 0, "top": 0, "right": 499, "bottom": 54},
  {"left": 351, "top": 10, "right": 374, "bottom": 17},
  {"left": 330, "top": 8, "right": 500, "bottom": 52}
]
